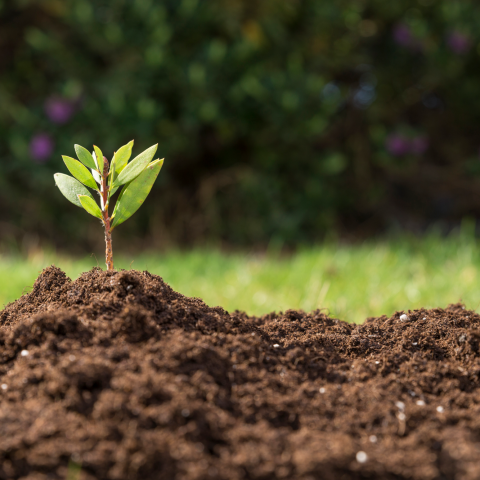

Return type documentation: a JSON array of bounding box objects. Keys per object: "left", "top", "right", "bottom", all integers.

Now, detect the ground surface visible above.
[{"left": 1, "top": 266, "right": 480, "bottom": 480}]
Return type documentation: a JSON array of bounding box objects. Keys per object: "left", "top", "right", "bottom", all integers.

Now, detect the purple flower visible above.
[
  {"left": 30, "top": 134, "right": 54, "bottom": 162},
  {"left": 385, "top": 134, "right": 410, "bottom": 156},
  {"left": 393, "top": 24, "right": 413, "bottom": 47},
  {"left": 410, "top": 136, "right": 428, "bottom": 155},
  {"left": 447, "top": 32, "right": 471, "bottom": 55},
  {"left": 44, "top": 96, "right": 75, "bottom": 124},
  {"left": 392, "top": 23, "right": 423, "bottom": 52}
]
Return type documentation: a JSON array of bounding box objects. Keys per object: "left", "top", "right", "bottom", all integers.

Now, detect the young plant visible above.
[{"left": 54, "top": 141, "right": 164, "bottom": 271}]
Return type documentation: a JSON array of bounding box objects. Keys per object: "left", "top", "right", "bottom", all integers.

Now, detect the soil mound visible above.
[{"left": 1, "top": 266, "right": 480, "bottom": 480}]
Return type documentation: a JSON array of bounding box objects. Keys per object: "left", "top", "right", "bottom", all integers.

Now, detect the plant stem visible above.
[{"left": 101, "top": 156, "right": 114, "bottom": 271}]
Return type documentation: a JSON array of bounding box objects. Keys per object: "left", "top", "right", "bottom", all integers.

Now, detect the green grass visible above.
[{"left": 1, "top": 230, "right": 480, "bottom": 324}]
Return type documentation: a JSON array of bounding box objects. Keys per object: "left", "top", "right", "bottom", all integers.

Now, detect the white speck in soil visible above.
[
  {"left": 398, "top": 412, "right": 406, "bottom": 421},
  {"left": 412, "top": 342, "right": 418, "bottom": 346},
  {"left": 69, "top": 355, "right": 76, "bottom": 361},
  {"left": 416, "top": 400, "right": 425, "bottom": 406},
  {"left": 436, "top": 406, "right": 444, "bottom": 413},
  {"left": 1, "top": 384, "right": 7, "bottom": 391},
  {"left": 21, "top": 350, "right": 29, "bottom": 357},
  {"left": 319, "top": 387, "right": 326, "bottom": 394},
  {"left": 356, "top": 451, "right": 368, "bottom": 463},
  {"left": 71, "top": 453, "right": 81, "bottom": 463},
  {"left": 273, "top": 344, "right": 280, "bottom": 348},
  {"left": 400, "top": 314, "right": 409, "bottom": 322},
  {"left": 395, "top": 401, "right": 405, "bottom": 411},
  {"left": 369, "top": 435, "right": 377, "bottom": 443},
  {"left": 423, "top": 317, "right": 427, "bottom": 320},
  {"left": 375, "top": 361, "right": 380, "bottom": 364}
]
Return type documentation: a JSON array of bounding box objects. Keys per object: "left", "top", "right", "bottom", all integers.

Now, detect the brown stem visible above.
[{"left": 101, "top": 156, "right": 114, "bottom": 271}]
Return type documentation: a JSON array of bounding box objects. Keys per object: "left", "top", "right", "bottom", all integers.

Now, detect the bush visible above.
[{"left": 2, "top": 0, "right": 480, "bottom": 249}]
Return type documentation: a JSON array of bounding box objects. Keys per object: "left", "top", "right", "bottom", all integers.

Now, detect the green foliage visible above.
[
  {"left": 77, "top": 195, "right": 102, "bottom": 220},
  {"left": 74, "top": 145, "right": 97, "bottom": 171},
  {"left": 112, "top": 159, "right": 164, "bottom": 229},
  {"left": 54, "top": 174, "right": 95, "bottom": 208},
  {"left": 111, "top": 140, "right": 134, "bottom": 178},
  {"left": 55, "top": 142, "right": 162, "bottom": 228},
  {"left": 112, "top": 144, "right": 158, "bottom": 189},
  {"left": 62, "top": 156, "right": 98, "bottom": 190},
  {"left": 2, "top": 0, "right": 480, "bottom": 247}
]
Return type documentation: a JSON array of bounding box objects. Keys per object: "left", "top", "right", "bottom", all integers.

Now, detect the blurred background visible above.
[{"left": 2, "top": 0, "right": 480, "bottom": 321}]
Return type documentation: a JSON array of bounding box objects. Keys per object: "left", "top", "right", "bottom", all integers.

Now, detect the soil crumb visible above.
[{"left": 1, "top": 266, "right": 480, "bottom": 480}]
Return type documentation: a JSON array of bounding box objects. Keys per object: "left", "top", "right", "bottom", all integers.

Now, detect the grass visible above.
[{"left": 1, "top": 229, "right": 480, "bottom": 324}]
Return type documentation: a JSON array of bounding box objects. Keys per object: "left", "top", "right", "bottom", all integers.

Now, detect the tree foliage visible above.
[{"left": 2, "top": 0, "right": 480, "bottom": 247}]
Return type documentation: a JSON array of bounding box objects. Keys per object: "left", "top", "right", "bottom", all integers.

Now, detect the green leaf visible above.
[
  {"left": 74, "top": 145, "right": 97, "bottom": 170},
  {"left": 111, "top": 158, "right": 163, "bottom": 229},
  {"left": 109, "top": 140, "right": 134, "bottom": 191},
  {"left": 77, "top": 195, "right": 103, "bottom": 220},
  {"left": 62, "top": 156, "right": 99, "bottom": 190},
  {"left": 113, "top": 140, "right": 134, "bottom": 175},
  {"left": 112, "top": 144, "right": 158, "bottom": 189},
  {"left": 109, "top": 184, "right": 120, "bottom": 198},
  {"left": 93, "top": 145, "right": 104, "bottom": 174},
  {"left": 111, "top": 181, "right": 130, "bottom": 219},
  {"left": 54, "top": 173, "right": 95, "bottom": 208}
]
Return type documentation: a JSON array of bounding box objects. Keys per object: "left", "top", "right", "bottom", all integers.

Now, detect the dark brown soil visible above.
[{"left": 1, "top": 267, "right": 480, "bottom": 480}]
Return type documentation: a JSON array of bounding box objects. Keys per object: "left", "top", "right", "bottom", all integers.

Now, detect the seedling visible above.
[{"left": 54, "top": 141, "right": 164, "bottom": 271}]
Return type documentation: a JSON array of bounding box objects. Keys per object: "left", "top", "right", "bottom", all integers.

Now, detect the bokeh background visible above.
[{"left": 2, "top": 0, "right": 480, "bottom": 321}]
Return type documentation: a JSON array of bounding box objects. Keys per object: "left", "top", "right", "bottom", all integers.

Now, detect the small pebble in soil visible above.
[
  {"left": 412, "top": 342, "right": 418, "bottom": 345},
  {"left": 375, "top": 361, "right": 380, "bottom": 364},
  {"left": 319, "top": 387, "right": 326, "bottom": 394},
  {"left": 1, "top": 384, "right": 7, "bottom": 391},
  {"left": 181, "top": 409, "right": 190, "bottom": 417},
  {"left": 400, "top": 314, "right": 409, "bottom": 322},
  {"left": 273, "top": 344, "right": 280, "bottom": 348},
  {"left": 69, "top": 355, "right": 76, "bottom": 361},
  {"left": 369, "top": 435, "right": 377, "bottom": 443},
  {"left": 356, "top": 451, "right": 368, "bottom": 463},
  {"left": 398, "top": 412, "right": 406, "bottom": 421},
  {"left": 395, "top": 401, "right": 405, "bottom": 411},
  {"left": 436, "top": 406, "right": 444, "bottom": 413},
  {"left": 21, "top": 350, "right": 29, "bottom": 357},
  {"left": 416, "top": 400, "right": 425, "bottom": 406}
]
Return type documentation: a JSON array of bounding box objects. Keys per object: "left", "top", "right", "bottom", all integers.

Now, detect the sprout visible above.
[{"left": 54, "top": 140, "right": 164, "bottom": 271}]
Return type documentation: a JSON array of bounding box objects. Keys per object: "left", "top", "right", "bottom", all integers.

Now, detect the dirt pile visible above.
[{"left": 1, "top": 266, "right": 480, "bottom": 480}]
